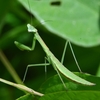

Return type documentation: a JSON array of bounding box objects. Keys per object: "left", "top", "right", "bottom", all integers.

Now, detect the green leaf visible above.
[
  {"left": 16, "top": 94, "right": 34, "bottom": 100},
  {"left": 96, "top": 64, "right": 100, "bottom": 77},
  {"left": 37, "top": 73, "right": 100, "bottom": 99},
  {"left": 39, "top": 91, "right": 100, "bottom": 100},
  {"left": 18, "top": 0, "right": 100, "bottom": 47},
  {"left": 39, "top": 73, "right": 100, "bottom": 93},
  {"left": 15, "top": 73, "right": 100, "bottom": 100}
]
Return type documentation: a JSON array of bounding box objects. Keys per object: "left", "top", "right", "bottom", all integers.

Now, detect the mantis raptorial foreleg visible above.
[{"left": 15, "top": 34, "right": 36, "bottom": 51}]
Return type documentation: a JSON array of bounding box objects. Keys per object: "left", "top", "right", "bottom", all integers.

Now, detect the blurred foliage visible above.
[{"left": 0, "top": 0, "right": 100, "bottom": 100}]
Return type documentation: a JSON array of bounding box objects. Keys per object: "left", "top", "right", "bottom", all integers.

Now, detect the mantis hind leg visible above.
[
  {"left": 68, "top": 41, "right": 82, "bottom": 73},
  {"left": 61, "top": 41, "right": 68, "bottom": 64},
  {"left": 61, "top": 40, "right": 82, "bottom": 73},
  {"left": 23, "top": 62, "right": 50, "bottom": 83}
]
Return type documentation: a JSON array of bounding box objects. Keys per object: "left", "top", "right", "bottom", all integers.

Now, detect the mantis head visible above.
[
  {"left": 14, "top": 24, "right": 37, "bottom": 51},
  {"left": 27, "top": 24, "right": 37, "bottom": 33}
]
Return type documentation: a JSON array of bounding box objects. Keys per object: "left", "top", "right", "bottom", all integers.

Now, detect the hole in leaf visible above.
[{"left": 50, "top": 1, "right": 61, "bottom": 6}]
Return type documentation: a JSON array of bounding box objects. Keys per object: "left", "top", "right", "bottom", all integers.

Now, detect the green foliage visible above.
[
  {"left": 17, "top": 91, "right": 100, "bottom": 100},
  {"left": 16, "top": 74, "right": 100, "bottom": 100},
  {"left": 0, "top": 0, "right": 100, "bottom": 100},
  {"left": 16, "top": 94, "right": 34, "bottom": 100},
  {"left": 39, "top": 73, "right": 100, "bottom": 93},
  {"left": 19, "top": 0, "right": 100, "bottom": 47},
  {"left": 39, "top": 91, "right": 100, "bottom": 100}
]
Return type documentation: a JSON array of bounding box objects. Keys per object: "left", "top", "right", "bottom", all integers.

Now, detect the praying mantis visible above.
[
  {"left": 14, "top": 0, "right": 95, "bottom": 89},
  {"left": 14, "top": 24, "right": 95, "bottom": 89}
]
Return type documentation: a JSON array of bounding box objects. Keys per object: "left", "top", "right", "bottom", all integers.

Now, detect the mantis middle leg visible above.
[{"left": 23, "top": 62, "right": 50, "bottom": 83}]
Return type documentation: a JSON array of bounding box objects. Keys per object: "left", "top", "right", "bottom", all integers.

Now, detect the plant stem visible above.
[
  {"left": 0, "top": 50, "right": 23, "bottom": 84},
  {"left": 0, "top": 78, "right": 44, "bottom": 96}
]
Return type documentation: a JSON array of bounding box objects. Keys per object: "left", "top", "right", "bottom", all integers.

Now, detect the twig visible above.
[{"left": 0, "top": 78, "right": 44, "bottom": 96}]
